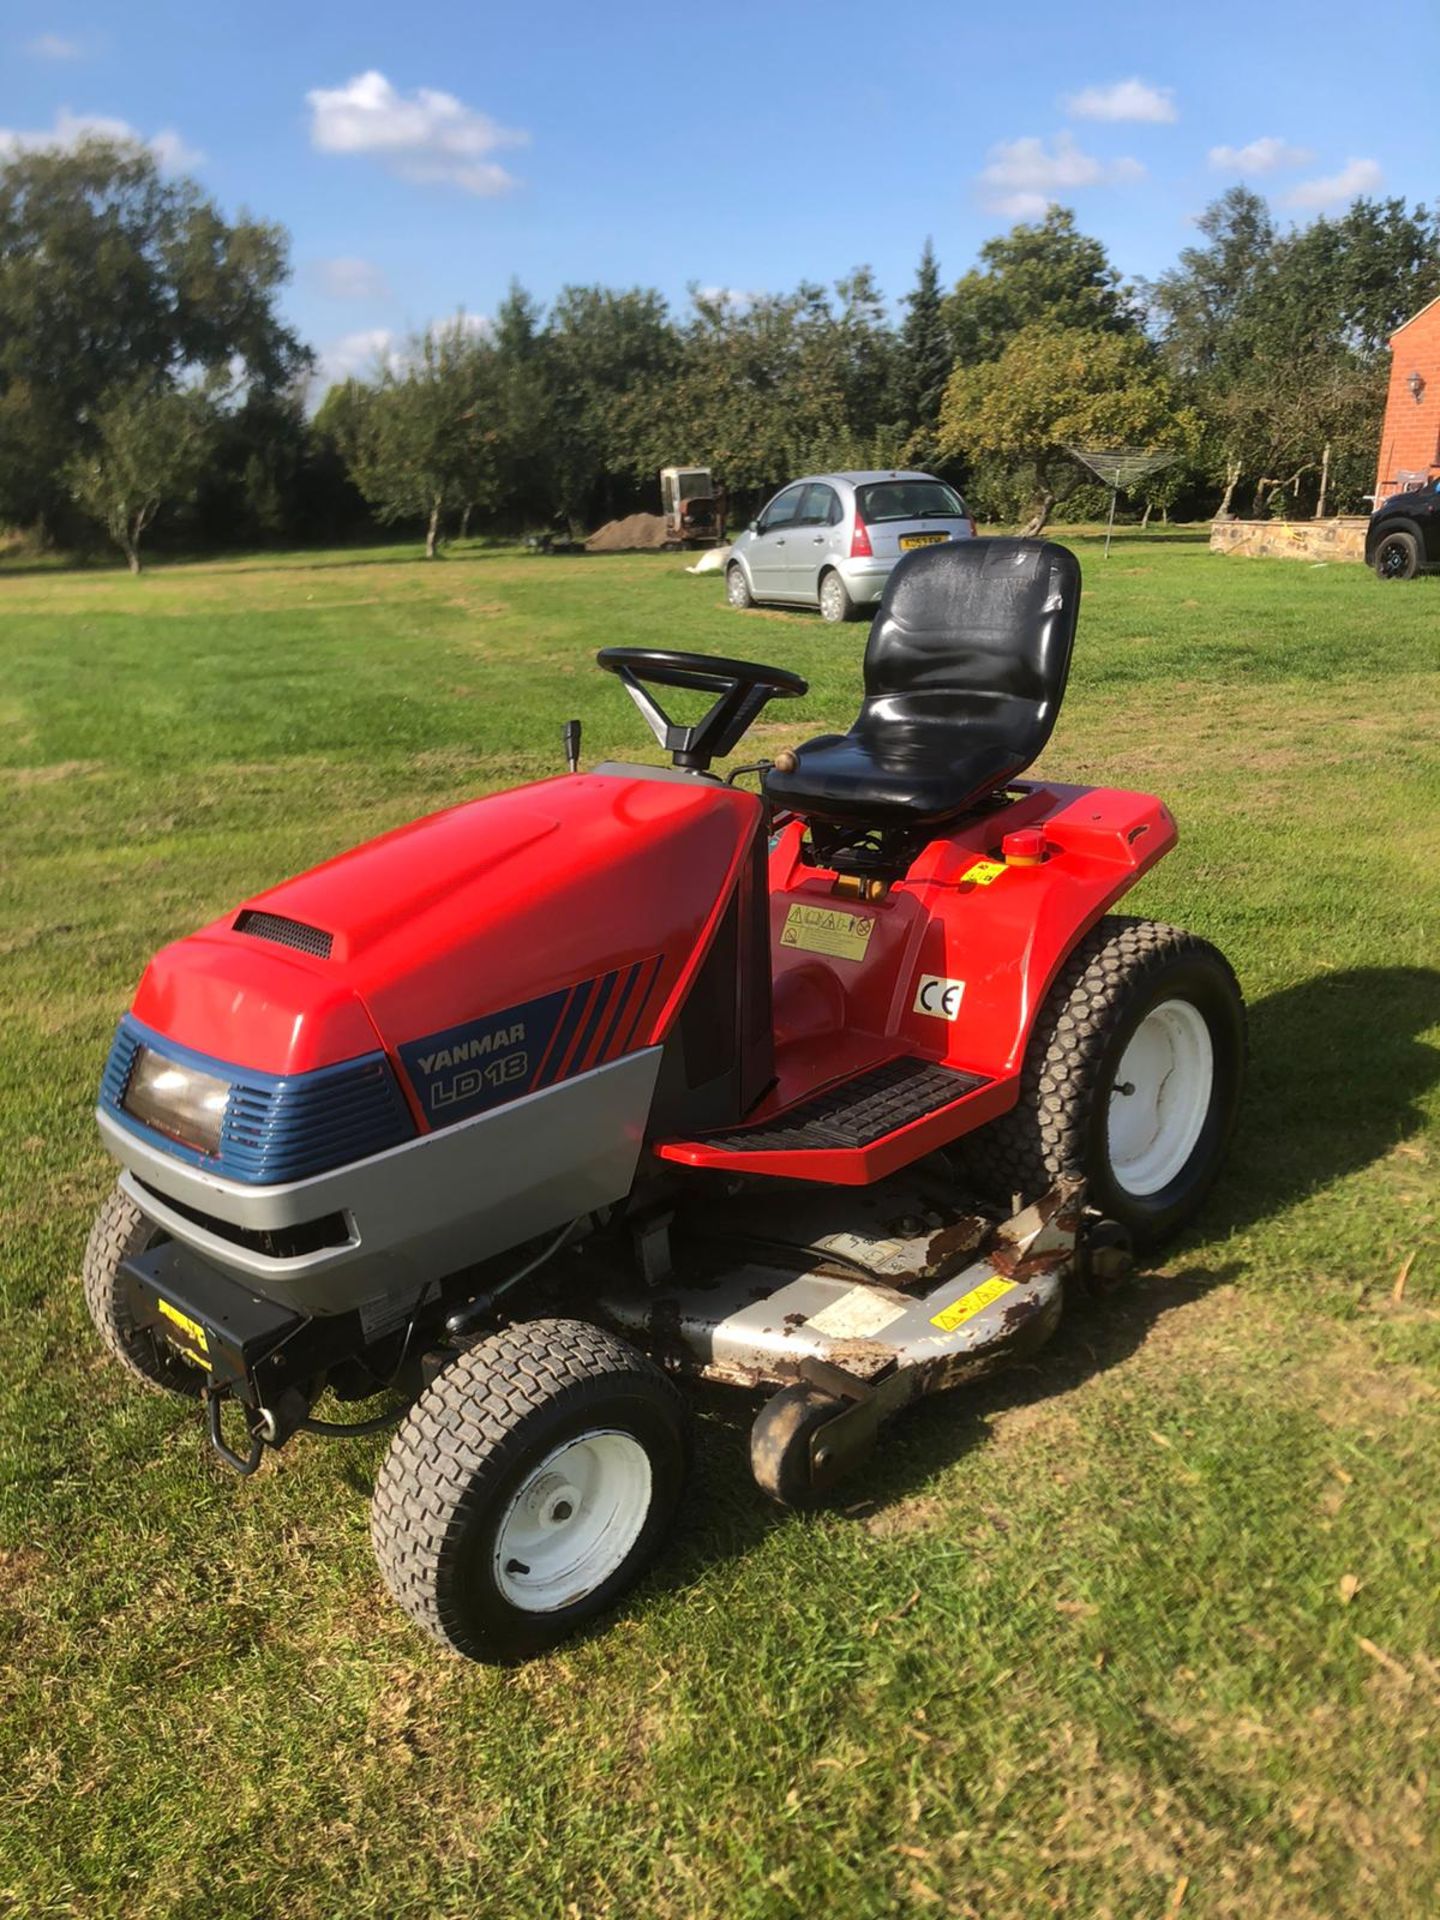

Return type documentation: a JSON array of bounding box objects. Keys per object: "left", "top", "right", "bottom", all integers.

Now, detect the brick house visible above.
[{"left": 1375, "top": 294, "right": 1440, "bottom": 498}]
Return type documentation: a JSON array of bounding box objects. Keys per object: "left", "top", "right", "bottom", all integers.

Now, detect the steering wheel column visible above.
[{"left": 595, "top": 648, "right": 807, "bottom": 773}]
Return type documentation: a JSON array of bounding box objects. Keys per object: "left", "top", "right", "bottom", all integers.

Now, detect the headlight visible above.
[{"left": 122, "top": 1046, "right": 231, "bottom": 1154}]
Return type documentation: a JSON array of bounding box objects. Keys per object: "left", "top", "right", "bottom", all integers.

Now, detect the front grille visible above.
[
  {"left": 233, "top": 910, "right": 334, "bottom": 959},
  {"left": 99, "top": 1016, "right": 415, "bottom": 1184},
  {"left": 134, "top": 1181, "right": 351, "bottom": 1259}
]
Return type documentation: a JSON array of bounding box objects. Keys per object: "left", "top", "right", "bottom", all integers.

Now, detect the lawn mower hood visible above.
[{"left": 97, "top": 768, "right": 765, "bottom": 1313}]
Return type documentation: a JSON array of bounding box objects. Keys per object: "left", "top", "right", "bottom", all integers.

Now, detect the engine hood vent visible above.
[{"left": 233, "top": 909, "right": 334, "bottom": 959}]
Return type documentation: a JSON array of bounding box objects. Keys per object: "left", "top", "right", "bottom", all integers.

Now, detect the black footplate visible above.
[{"left": 703, "top": 1057, "right": 989, "bottom": 1153}]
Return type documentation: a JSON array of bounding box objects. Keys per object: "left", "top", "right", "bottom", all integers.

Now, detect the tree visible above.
[
  {"left": 544, "top": 286, "right": 680, "bottom": 529},
  {"left": 66, "top": 382, "right": 216, "bottom": 571},
  {"left": 334, "top": 321, "right": 498, "bottom": 557},
  {"left": 1147, "top": 187, "right": 1277, "bottom": 380},
  {"left": 945, "top": 209, "right": 1138, "bottom": 366},
  {"left": 896, "top": 239, "right": 952, "bottom": 466},
  {"left": 0, "top": 137, "right": 309, "bottom": 531},
  {"left": 937, "top": 323, "right": 1191, "bottom": 533}
]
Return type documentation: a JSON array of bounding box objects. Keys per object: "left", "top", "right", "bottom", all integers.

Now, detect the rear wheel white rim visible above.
[
  {"left": 1107, "top": 998, "right": 1214, "bottom": 1197},
  {"left": 493, "top": 1429, "right": 651, "bottom": 1613},
  {"left": 820, "top": 576, "right": 844, "bottom": 619}
]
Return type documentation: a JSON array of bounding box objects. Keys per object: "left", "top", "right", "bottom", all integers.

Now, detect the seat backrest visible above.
[{"left": 862, "top": 539, "right": 1081, "bottom": 748}]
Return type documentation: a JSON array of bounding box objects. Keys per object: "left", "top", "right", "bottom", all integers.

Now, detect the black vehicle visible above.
[{"left": 1366, "top": 481, "right": 1440, "bottom": 580}]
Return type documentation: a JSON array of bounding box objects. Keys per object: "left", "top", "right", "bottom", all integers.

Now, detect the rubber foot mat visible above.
[{"left": 700, "top": 1057, "right": 988, "bottom": 1153}]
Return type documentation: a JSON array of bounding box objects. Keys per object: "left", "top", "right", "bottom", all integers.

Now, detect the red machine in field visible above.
[{"left": 86, "top": 538, "right": 1245, "bottom": 1661}]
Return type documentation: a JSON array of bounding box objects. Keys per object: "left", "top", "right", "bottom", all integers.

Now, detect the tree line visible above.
[{"left": 2, "top": 137, "right": 1436, "bottom": 568}]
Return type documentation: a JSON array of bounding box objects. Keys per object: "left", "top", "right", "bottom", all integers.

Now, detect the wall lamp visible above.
[{"left": 1408, "top": 369, "right": 1426, "bottom": 402}]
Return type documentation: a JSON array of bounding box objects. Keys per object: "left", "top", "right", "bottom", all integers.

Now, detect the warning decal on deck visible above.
[
  {"left": 807, "top": 1286, "right": 909, "bottom": 1340},
  {"left": 780, "top": 903, "right": 876, "bottom": 962},
  {"left": 961, "top": 859, "right": 1007, "bottom": 888},
  {"left": 929, "top": 1275, "right": 1015, "bottom": 1332}
]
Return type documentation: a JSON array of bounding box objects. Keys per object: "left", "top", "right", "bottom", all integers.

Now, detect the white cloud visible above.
[
  {"left": 1208, "top": 136, "right": 1314, "bottom": 174},
  {"left": 695, "top": 286, "right": 757, "bottom": 310},
  {"left": 306, "top": 70, "right": 527, "bottom": 195},
  {"left": 317, "top": 328, "right": 401, "bottom": 388},
  {"left": 26, "top": 32, "right": 86, "bottom": 59},
  {"left": 312, "top": 255, "right": 392, "bottom": 302},
  {"left": 0, "top": 107, "right": 201, "bottom": 170},
  {"left": 979, "top": 133, "right": 1144, "bottom": 216},
  {"left": 1063, "top": 78, "right": 1176, "bottom": 124},
  {"left": 1285, "top": 156, "right": 1383, "bottom": 209}
]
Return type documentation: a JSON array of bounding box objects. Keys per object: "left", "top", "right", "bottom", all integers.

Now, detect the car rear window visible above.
[{"left": 856, "top": 480, "right": 967, "bottom": 523}]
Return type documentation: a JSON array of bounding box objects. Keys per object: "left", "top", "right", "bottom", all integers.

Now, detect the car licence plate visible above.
[{"left": 899, "top": 532, "right": 950, "bottom": 550}]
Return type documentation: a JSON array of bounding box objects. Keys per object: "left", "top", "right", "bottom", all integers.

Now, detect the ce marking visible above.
[{"left": 913, "top": 974, "right": 965, "bottom": 1021}]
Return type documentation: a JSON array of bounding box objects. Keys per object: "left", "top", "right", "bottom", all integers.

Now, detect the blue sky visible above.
[{"left": 3, "top": 0, "right": 1434, "bottom": 391}]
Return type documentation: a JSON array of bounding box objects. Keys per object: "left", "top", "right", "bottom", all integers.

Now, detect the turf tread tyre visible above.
[
  {"left": 964, "top": 915, "right": 1244, "bottom": 1246},
  {"left": 372, "top": 1317, "right": 689, "bottom": 1661},
  {"left": 83, "top": 1184, "right": 203, "bottom": 1396}
]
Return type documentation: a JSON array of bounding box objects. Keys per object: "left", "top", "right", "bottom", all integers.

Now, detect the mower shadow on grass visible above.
[{"left": 1204, "top": 964, "right": 1440, "bottom": 1241}]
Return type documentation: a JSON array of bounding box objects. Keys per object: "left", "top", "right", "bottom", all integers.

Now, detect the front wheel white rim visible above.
[
  {"left": 1107, "top": 998, "right": 1214, "bottom": 1197},
  {"left": 493, "top": 1429, "right": 652, "bottom": 1613},
  {"left": 727, "top": 569, "right": 747, "bottom": 605}
]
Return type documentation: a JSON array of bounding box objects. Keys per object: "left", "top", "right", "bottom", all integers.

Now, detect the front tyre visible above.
[
  {"left": 1372, "top": 529, "right": 1420, "bottom": 581},
  {"left": 966, "top": 917, "right": 1245, "bottom": 1248},
  {"left": 726, "top": 562, "right": 755, "bottom": 610},
  {"left": 372, "top": 1318, "right": 691, "bottom": 1662},
  {"left": 83, "top": 1184, "right": 204, "bottom": 1396}
]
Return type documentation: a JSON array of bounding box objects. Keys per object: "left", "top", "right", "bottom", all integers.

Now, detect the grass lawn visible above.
[{"left": 2, "top": 532, "right": 1438, "bottom": 1919}]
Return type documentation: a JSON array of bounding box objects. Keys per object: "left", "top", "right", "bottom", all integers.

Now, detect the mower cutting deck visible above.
[{"left": 85, "top": 538, "right": 1245, "bottom": 1661}]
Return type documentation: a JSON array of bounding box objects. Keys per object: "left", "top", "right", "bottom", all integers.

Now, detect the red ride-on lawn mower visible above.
[{"left": 85, "top": 539, "right": 1245, "bottom": 1661}]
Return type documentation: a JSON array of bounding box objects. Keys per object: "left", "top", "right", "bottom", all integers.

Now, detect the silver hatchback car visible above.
[{"left": 726, "top": 470, "right": 975, "bottom": 622}]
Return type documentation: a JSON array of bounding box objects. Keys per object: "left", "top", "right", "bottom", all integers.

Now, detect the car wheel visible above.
[
  {"left": 1373, "top": 530, "right": 1420, "bottom": 581},
  {"left": 83, "top": 1184, "right": 205, "bottom": 1397},
  {"left": 818, "top": 570, "right": 856, "bottom": 624},
  {"left": 372, "top": 1318, "right": 691, "bottom": 1662},
  {"left": 964, "top": 917, "right": 1246, "bottom": 1248},
  {"left": 726, "top": 563, "right": 755, "bottom": 610}
]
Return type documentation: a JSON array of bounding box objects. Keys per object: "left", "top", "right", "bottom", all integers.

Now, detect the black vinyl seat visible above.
[{"left": 763, "top": 538, "right": 1081, "bottom": 829}]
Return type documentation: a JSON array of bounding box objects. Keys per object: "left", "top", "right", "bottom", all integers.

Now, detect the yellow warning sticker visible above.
[
  {"left": 157, "top": 1296, "right": 209, "bottom": 1355},
  {"left": 962, "top": 859, "right": 1007, "bottom": 888},
  {"left": 930, "top": 1275, "right": 1015, "bottom": 1332},
  {"left": 780, "top": 902, "right": 876, "bottom": 963}
]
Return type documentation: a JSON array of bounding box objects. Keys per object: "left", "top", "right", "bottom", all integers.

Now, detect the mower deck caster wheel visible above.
[
  {"left": 1075, "top": 1218, "right": 1135, "bottom": 1303},
  {"left": 372, "top": 1318, "right": 691, "bottom": 1662},
  {"left": 751, "top": 1383, "right": 876, "bottom": 1509},
  {"left": 83, "top": 1183, "right": 205, "bottom": 1398}
]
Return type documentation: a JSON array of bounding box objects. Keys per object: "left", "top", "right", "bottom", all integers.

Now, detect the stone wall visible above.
[{"left": 1208, "top": 517, "right": 1368, "bottom": 563}]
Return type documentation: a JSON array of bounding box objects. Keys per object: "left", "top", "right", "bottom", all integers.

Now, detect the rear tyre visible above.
[
  {"left": 964, "top": 917, "right": 1246, "bottom": 1248},
  {"left": 818, "top": 569, "right": 857, "bottom": 624},
  {"left": 1373, "top": 529, "right": 1420, "bottom": 580},
  {"left": 82, "top": 1183, "right": 204, "bottom": 1396},
  {"left": 372, "top": 1318, "right": 691, "bottom": 1662},
  {"left": 726, "top": 563, "right": 755, "bottom": 610}
]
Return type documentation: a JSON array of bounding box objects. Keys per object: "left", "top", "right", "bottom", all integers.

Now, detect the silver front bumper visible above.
[{"left": 100, "top": 1047, "right": 662, "bottom": 1316}]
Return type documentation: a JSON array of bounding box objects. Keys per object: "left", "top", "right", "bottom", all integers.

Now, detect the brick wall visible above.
[{"left": 1376, "top": 297, "right": 1440, "bottom": 498}]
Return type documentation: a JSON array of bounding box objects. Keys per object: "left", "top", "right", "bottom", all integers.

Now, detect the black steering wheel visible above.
[{"left": 596, "top": 647, "right": 807, "bottom": 772}]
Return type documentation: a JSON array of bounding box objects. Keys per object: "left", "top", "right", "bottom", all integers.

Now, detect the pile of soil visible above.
[{"left": 584, "top": 512, "right": 669, "bottom": 552}]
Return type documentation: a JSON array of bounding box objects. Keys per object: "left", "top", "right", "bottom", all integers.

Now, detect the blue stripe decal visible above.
[{"left": 594, "top": 961, "right": 643, "bottom": 1068}]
